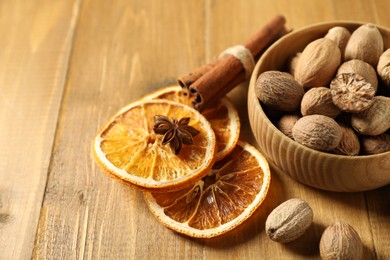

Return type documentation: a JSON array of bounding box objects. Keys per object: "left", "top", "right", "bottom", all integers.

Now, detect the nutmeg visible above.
[
  {"left": 320, "top": 221, "right": 363, "bottom": 260},
  {"left": 330, "top": 73, "right": 376, "bottom": 113},
  {"left": 332, "top": 123, "right": 360, "bottom": 156},
  {"left": 324, "top": 26, "right": 351, "bottom": 60},
  {"left": 265, "top": 198, "right": 313, "bottom": 243},
  {"left": 255, "top": 71, "right": 304, "bottom": 112},
  {"left": 345, "top": 23, "right": 384, "bottom": 67},
  {"left": 337, "top": 59, "right": 378, "bottom": 92},
  {"left": 276, "top": 114, "right": 301, "bottom": 139},
  {"left": 301, "top": 87, "right": 341, "bottom": 118},
  {"left": 377, "top": 48, "right": 390, "bottom": 89},
  {"left": 361, "top": 133, "right": 390, "bottom": 155},
  {"left": 295, "top": 38, "right": 341, "bottom": 90},
  {"left": 287, "top": 52, "right": 301, "bottom": 77},
  {"left": 292, "top": 115, "right": 342, "bottom": 152},
  {"left": 351, "top": 96, "right": 390, "bottom": 136}
]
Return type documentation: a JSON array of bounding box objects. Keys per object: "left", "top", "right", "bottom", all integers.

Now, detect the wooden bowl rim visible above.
[{"left": 249, "top": 20, "right": 390, "bottom": 161}]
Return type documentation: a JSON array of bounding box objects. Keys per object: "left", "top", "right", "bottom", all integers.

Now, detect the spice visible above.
[
  {"left": 295, "top": 38, "right": 341, "bottom": 90},
  {"left": 178, "top": 15, "right": 287, "bottom": 111},
  {"left": 153, "top": 115, "right": 200, "bottom": 154},
  {"left": 330, "top": 73, "right": 375, "bottom": 113},
  {"left": 320, "top": 221, "right": 363, "bottom": 260},
  {"left": 255, "top": 70, "right": 304, "bottom": 112},
  {"left": 265, "top": 198, "right": 313, "bottom": 243}
]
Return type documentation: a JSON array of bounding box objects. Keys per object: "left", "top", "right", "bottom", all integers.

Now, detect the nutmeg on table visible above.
[
  {"left": 255, "top": 23, "right": 390, "bottom": 155},
  {"left": 265, "top": 198, "right": 313, "bottom": 243},
  {"left": 320, "top": 221, "right": 363, "bottom": 260}
]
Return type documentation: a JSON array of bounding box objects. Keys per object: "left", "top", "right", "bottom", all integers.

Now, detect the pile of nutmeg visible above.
[
  {"left": 256, "top": 24, "right": 390, "bottom": 155},
  {"left": 265, "top": 198, "right": 363, "bottom": 260}
]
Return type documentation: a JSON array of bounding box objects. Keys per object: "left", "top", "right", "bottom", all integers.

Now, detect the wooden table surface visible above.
[{"left": 1, "top": 0, "right": 389, "bottom": 259}]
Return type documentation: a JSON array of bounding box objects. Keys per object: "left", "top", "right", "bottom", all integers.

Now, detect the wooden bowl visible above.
[{"left": 248, "top": 21, "right": 390, "bottom": 192}]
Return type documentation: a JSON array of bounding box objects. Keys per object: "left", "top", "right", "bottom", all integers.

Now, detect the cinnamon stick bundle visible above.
[{"left": 178, "top": 15, "right": 288, "bottom": 111}]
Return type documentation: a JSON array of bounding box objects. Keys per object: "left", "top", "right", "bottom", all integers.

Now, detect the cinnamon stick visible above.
[
  {"left": 178, "top": 15, "right": 287, "bottom": 111},
  {"left": 177, "top": 62, "right": 217, "bottom": 89}
]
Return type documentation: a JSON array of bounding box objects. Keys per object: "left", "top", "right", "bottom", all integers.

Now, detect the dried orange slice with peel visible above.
[
  {"left": 92, "top": 99, "right": 217, "bottom": 192},
  {"left": 142, "top": 85, "right": 240, "bottom": 161},
  {"left": 144, "top": 141, "right": 271, "bottom": 238}
]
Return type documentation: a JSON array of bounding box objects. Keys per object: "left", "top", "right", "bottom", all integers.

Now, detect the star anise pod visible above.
[{"left": 153, "top": 115, "right": 200, "bottom": 155}]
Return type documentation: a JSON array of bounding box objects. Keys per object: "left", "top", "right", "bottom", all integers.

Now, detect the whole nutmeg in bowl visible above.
[{"left": 248, "top": 21, "right": 390, "bottom": 192}]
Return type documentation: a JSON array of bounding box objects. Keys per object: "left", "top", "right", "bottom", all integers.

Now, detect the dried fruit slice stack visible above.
[{"left": 92, "top": 85, "right": 271, "bottom": 238}]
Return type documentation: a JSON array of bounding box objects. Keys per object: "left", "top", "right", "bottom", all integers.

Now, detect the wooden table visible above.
[{"left": 1, "top": 0, "right": 389, "bottom": 259}]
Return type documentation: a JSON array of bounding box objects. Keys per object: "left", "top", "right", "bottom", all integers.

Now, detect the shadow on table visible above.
[{"left": 283, "top": 222, "right": 324, "bottom": 257}]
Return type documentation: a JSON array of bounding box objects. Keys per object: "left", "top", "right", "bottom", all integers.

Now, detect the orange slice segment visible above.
[
  {"left": 142, "top": 85, "right": 240, "bottom": 161},
  {"left": 144, "top": 141, "right": 271, "bottom": 238},
  {"left": 92, "top": 99, "right": 217, "bottom": 192}
]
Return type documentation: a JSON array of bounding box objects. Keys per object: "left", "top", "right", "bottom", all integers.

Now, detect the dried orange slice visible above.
[
  {"left": 92, "top": 99, "right": 217, "bottom": 192},
  {"left": 142, "top": 85, "right": 240, "bottom": 161},
  {"left": 144, "top": 141, "right": 271, "bottom": 238}
]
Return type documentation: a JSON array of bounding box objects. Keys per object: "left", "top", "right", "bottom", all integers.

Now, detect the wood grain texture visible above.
[
  {"left": 0, "top": 0, "right": 388, "bottom": 259},
  {"left": 33, "top": 0, "right": 207, "bottom": 259},
  {"left": 0, "top": 0, "right": 80, "bottom": 259}
]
